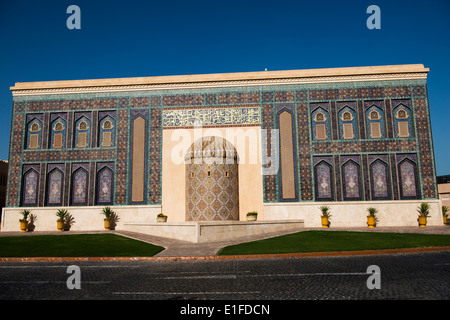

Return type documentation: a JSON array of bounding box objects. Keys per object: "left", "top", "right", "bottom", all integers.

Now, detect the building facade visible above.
[{"left": 1, "top": 64, "right": 443, "bottom": 231}]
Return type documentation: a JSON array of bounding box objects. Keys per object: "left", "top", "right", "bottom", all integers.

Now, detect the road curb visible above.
[{"left": 1, "top": 246, "right": 449, "bottom": 262}]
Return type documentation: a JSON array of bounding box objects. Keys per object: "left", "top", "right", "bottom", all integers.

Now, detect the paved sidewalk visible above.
[{"left": 1, "top": 226, "right": 449, "bottom": 258}]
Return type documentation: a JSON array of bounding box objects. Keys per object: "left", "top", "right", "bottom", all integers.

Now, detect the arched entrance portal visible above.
[{"left": 184, "top": 136, "right": 239, "bottom": 221}]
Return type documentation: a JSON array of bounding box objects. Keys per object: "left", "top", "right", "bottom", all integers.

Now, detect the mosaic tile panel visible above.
[
  {"left": 7, "top": 111, "right": 25, "bottom": 207},
  {"left": 27, "top": 98, "right": 117, "bottom": 112},
  {"left": 114, "top": 109, "right": 129, "bottom": 204},
  {"left": 22, "top": 149, "right": 115, "bottom": 162},
  {"left": 186, "top": 163, "right": 239, "bottom": 221},
  {"left": 148, "top": 108, "right": 162, "bottom": 204},
  {"left": 162, "top": 106, "right": 260, "bottom": 128},
  {"left": 217, "top": 92, "right": 260, "bottom": 104},
  {"left": 262, "top": 104, "right": 277, "bottom": 202},
  {"left": 311, "top": 139, "right": 416, "bottom": 154},
  {"left": 413, "top": 95, "right": 436, "bottom": 199},
  {"left": 297, "top": 103, "right": 313, "bottom": 201}
]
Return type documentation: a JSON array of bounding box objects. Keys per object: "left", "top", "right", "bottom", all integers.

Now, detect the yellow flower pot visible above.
[
  {"left": 367, "top": 216, "right": 376, "bottom": 228},
  {"left": 443, "top": 216, "right": 448, "bottom": 225},
  {"left": 19, "top": 220, "right": 28, "bottom": 232},
  {"left": 418, "top": 216, "right": 427, "bottom": 228},
  {"left": 157, "top": 216, "right": 167, "bottom": 223},
  {"left": 57, "top": 220, "right": 64, "bottom": 232},
  {"left": 321, "top": 216, "right": 329, "bottom": 228},
  {"left": 104, "top": 219, "right": 111, "bottom": 230}
]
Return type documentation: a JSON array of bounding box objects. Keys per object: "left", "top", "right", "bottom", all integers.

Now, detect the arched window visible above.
[
  {"left": 30, "top": 123, "right": 40, "bottom": 132},
  {"left": 312, "top": 107, "right": 330, "bottom": 141},
  {"left": 338, "top": 106, "right": 357, "bottom": 140},
  {"left": 26, "top": 118, "right": 43, "bottom": 149},
  {"left": 393, "top": 103, "right": 413, "bottom": 138},
  {"left": 314, "top": 160, "right": 334, "bottom": 201},
  {"left": 50, "top": 117, "right": 66, "bottom": 149},
  {"left": 74, "top": 116, "right": 90, "bottom": 148},
  {"left": 370, "top": 110, "right": 380, "bottom": 120},
  {"left": 396, "top": 109, "right": 408, "bottom": 119},
  {"left": 22, "top": 169, "right": 39, "bottom": 206},
  {"left": 96, "top": 166, "right": 113, "bottom": 205},
  {"left": 103, "top": 120, "right": 112, "bottom": 129},
  {"left": 78, "top": 121, "right": 87, "bottom": 130},
  {"left": 342, "top": 111, "right": 353, "bottom": 121},
  {"left": 54, "top": 122, "right": 64, "bottom": 131},
  {"left": 46, "top": 168, "right": 64, "bottom": 206},
  {"left": 370, "top": 159, "right": 390, "bottom": 200},
  {"left": 365, "top": 105, "right": 385, "bottom": 139},
  {"left": 71, "top": 167, "right": 88, "bottom": 205},
  {"left": 398, "top": 158, "right": 419, "bottom": 199},
  {"left": 342, "top": 160, "right": 361, "bottom": 200},
  {"left": 315, "top": 112, "right": 325, "bottom": 122},
  {"left": 99, "top": 116, "right": 115, "bottom": 147}
]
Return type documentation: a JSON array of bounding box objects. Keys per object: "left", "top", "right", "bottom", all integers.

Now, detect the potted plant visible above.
[
  {"left": 246, "top": 211, "right": 258, "bottom": 221},
  {"left": 56, "top": 209, "right": 69, "bottom": 231},
  {"left": 63, "top": 214, "right": 75, "bottom": 231},
  {"left": 157, "top": 213, "right": 167, "bottom": 223},
  {"left": 443, "top": 206, "right": 449, "bottom": 225},
  {"left": 319, "top": 206, "right": 331, "bottom": 228},
  {"left": 28, "top": 213, "right": 37, "bottom": 232},
  {"left": 100, "top": 207, "right": 115, "bottom": 230},
  {"left": 366, "top": 207, "right": 378, "bottom": 228},
  {"left": 417, "top": 202, "right": 431, "bottom": 228},
  {"left": 19, "top": 209, "right": 30, "bottom": 232}
]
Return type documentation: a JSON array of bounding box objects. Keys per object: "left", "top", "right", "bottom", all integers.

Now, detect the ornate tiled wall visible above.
[
  {"left": 186, "top": 162, "right": 239, "bottom": 221},
  {"left": 7, "top": 78, "right": 438, "bottom": 209},
  {"left": 260, "top": 82, "right": 436, "bottom": 203}
]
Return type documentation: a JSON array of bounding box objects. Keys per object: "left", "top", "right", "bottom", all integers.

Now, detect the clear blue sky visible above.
[{"left": 0, "top": 0, "right": 449, "bottom": 175}]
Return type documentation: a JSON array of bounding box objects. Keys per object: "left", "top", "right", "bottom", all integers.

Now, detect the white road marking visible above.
[{"left": 113, "top": 291, "right": 260, "bottom": 295}]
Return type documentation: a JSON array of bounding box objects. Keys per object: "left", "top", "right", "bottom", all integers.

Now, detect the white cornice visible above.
[{"left": 10, "top": 65, "right": 429, "bottom": 97}]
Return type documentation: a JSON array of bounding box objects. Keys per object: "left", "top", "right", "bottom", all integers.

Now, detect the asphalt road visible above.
[{"left": 0, "top": 251, "right": 448, "bottom": 301}]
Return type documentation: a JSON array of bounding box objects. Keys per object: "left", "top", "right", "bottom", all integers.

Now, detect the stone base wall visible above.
[
  {"left": 2, "top": 200, "right": 443, "bottom": 233},
  {"left": 1, "top": 205, "right": 161, "bottom": 232},
  {"left": 263, "top": 199, "right": 443, "bottom": 227}
]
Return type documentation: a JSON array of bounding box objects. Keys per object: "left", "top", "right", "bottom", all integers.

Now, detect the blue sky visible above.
[{"left": 0, "top": 0, "right": 449, "bottom": 175}]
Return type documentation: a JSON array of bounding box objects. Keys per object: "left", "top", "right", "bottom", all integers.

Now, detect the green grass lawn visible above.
[
  {"left": 0, "top": 234, "right": 164, "bottom": 257},
  {"left": 218, "top": 231, "right": 450, "bottom": 256}
]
